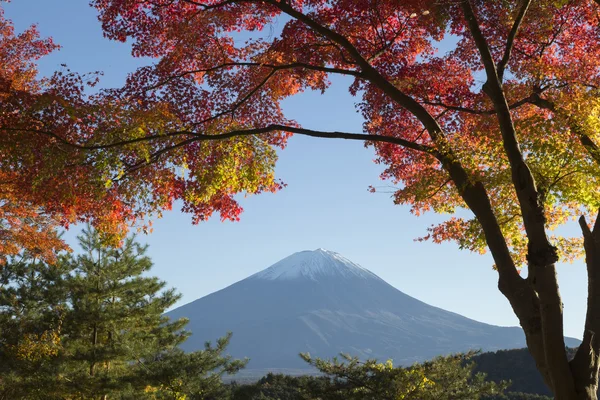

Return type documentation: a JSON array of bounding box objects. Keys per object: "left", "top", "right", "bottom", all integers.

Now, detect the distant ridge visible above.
[{"left": 167, "top": 249, "right": 580, "bottom": 375}]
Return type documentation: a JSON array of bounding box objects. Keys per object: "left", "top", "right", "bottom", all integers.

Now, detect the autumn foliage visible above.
[
  {"left": 87, "top": 0, "right": 598, "bottom": 267},
  {"left": 0, "top": 2, "right": 290, "bottom": 259},
  {"left": 0, "top": 9, "right": 65, "bottom": 262},
  {"left": 0, "top": 8, "right": 127, "bottom": 260},
  {"left": 3, "top": 0, "right": 600, "bottom": 398},
  {"left": 9, "top": 0, "right": 600, "bottom": 265}
]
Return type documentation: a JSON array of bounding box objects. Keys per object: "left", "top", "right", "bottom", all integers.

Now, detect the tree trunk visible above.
[
  {"left": 90, "top": 323, "right": 98, "bottom": 377},
  {"left": 457, "top": 2, "right": 600, "bottom": 397},
  {"left": 569, "top": 214, "right": 600, "bottom": 400}
]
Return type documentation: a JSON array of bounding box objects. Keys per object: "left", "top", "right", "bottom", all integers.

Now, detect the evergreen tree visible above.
[
  {"left": 231, "top": 352, "right": 507, "bottom": 400},
  {"left": 0, "top": 254, "right": 68, "bottom": 400},
  {"left": 138, "top": 333, "right": 246, "bottom": 400},
  {"left": 59, "top": 227, "right": 189, "bottom": 399},
  {"left": 0, "top": 228, "right": 246, "bottom": 399},
  {"left": 299, "top": 351, "right": 507, "bottom": 400},
  {"left": 230, "top": 373, "right": 328, "bottom": 400}
]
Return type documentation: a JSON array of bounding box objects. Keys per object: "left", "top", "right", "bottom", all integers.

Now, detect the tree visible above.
[
  {"left": 4, "top": 0, "right": 600, "bottom": 398},
  {"left": 230, "top": 352, "right": 506, "bottom": 400},
  {"left": 58, "top": 227, "right": 190, "bottom": 399},
  {"left": 0, "top": 254, "right": 68, "bottom": 399},
  {"left": 138, "top": 334, "right": 247, "bottom": 400},
  {"left": 0, "top": 5, "right": 148, "bottom": 260},
  {"left": 0, "top": 229, "right": 246, "bottom": 399},
  {"left": 299, "top": 352, "right": 505, "bottom": 400},
  {"left": 230, "top": 373, "right": 323, "bottom": 400}
]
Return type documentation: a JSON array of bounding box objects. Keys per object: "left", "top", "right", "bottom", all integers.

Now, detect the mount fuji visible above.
[{"left": 166, "top": 249, "right": 579, "bottom": 374}]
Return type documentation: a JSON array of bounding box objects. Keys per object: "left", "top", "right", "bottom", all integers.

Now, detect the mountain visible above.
[
  {"left": 473, "top": 347, "right": 562, "bottom": 397},
  {"left": 166, "top": 249, "right": 580, "bottom": 374}
]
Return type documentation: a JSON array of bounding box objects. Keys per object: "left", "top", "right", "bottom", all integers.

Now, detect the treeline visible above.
[
  {"left": 229, "top": 352, "right": 506, "bottom": 400},
  {"left": 473, "top": 347, "right": 590, "bottom": 399},
  {"left": 0, "top": 228, "right": 553, "bottom": 399},
  {"left": 225, "top": 350, "right": 561, "bottom": 400},
  {"left": 473, "top": 348, "right": 555, "bottom": 397}
]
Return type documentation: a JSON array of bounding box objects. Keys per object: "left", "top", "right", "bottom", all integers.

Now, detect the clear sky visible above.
[{"left": 4, "top": 0, "right": 588, "bottom": 339}]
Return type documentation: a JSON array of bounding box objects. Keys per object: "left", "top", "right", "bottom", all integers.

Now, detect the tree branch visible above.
[
  {"left": 0, "top": 127, "right": 199, "bottom": 151},
  {"left": 5, "top": 124, "right": 435, "bottom": 154},
  {"left": 498, "top": 0, "right": 532, "bottom": 82},
  {"left": 571, "top": 210, "right": 600, "bottom": 397},
  {"left": 461, "top": 0, "right": 555, "bottom": 264},
  {"left": 269, "top": 0, "right": 442, "bottom": 135},
  {"left": 528, "top": 95, "right": 600, "bottom": 167},
  {"left": 367, "top": 15, "right": 410, "bottom": 63},
  {"left": 146, "top": 62, "right": 364, "bottom": 91},
  {"left": 579, "top": 214, "right": 593, "bottom": 239},
  {"left": 119, "top": 124, "right": 436, "bottom": 173},
  {"left": 194, "top": 67, "right": 277, "bottom": 127},
  {"left": 420, "top": 93, "right": 540, "bottom": 115}
]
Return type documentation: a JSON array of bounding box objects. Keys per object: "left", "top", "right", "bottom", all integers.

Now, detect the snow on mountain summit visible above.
[{"left": 251, "top": 248, "right": 380, "bottom": 281}]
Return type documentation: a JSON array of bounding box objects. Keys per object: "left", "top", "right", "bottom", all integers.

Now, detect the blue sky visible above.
[{"left": 4, "top": 0, "right": 588, "bottom": 339}]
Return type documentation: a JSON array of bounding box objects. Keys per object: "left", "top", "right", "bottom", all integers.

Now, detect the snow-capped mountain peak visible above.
[{"left": 251, "top": 248, "right": 379, "bottom": 281}]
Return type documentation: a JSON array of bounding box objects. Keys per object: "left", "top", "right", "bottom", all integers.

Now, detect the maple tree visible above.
[
  {"left": 0, "top": 6, "right": 142, "bottom": 261},
  {"left": 0, "top": 8, "right": 67, "bottom": 262},
  {"left": 3, "top": 0, "right": 600, "bottom": 398}
]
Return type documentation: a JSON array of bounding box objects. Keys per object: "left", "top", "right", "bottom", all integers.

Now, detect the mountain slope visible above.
[{"left": 166, "top": 249, "right": 579, "bottom": 372}]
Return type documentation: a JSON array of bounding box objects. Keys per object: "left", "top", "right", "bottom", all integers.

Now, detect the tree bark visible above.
[
  {"left": 459, "top": 1, "right": 590, "bottom": 398},
  {"left": 570, "top": 213, "right": 600, "bottom": 400},
  {"left": 90, "top": 323, "right": 98, "bottom": 377},
  {"left": 527, "top": 90, "right": 600, "bottom": 400}
]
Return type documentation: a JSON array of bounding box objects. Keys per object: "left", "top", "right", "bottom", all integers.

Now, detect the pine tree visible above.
[
  {"left": 59, "top": 227, "right": 189, "bottom": 399},
  {"left": 299, "top": 351, "right": 507, "bottom": 400},
  {"left": 0, "top": 228, "right": 246, "bottom": 399},
  {"left": 0, "top": 254, "right": 69, "bottom": 399},
  {"left": 138, "top": 333, "right": 247, "bottom": 400}
]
